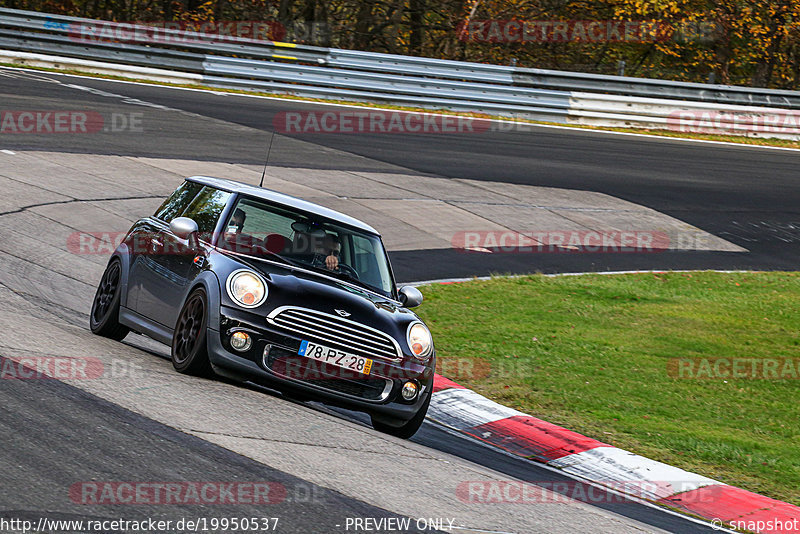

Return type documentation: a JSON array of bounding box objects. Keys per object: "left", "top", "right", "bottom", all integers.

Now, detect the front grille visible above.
[
  {"left": 264, "top": 346, "right": 392, "bottom": 401},
  {"left": 266, "top": 306, "right": 401, "bottom": 361}
]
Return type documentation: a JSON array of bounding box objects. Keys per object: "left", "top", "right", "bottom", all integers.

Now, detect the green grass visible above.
[{"left": 416, "top": 271, "right": 800, "bottom": 505}]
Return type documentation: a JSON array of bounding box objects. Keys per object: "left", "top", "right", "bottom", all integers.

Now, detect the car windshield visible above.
[{"left": 218, "top": 196, "right": 395, "bottom": 298}]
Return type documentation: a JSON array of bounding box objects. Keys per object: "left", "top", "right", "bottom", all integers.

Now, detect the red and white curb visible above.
[{"left": 428, "top": 374, "right": 800, "bottom": 533}]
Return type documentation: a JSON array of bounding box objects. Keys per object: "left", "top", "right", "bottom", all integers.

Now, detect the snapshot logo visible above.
[
  {"left": 456, "top": 480, "right": 714, "bottom": 504},
  {"left": 722, "top": 519, "right": 800, "bottom": 533},
  {"left": 668, "top": 358, "right": 800, "bottom": 380},
  {"left": 668, "top": 110, "right": 800, "bottom": 136},
  {"left": 452, "top": 230, "right": 670, "bottom": 253},
  {"left": 457, "top": 20, "right": 717, "bottom": 43},
  {"left": 274, "top": 111, "right": 496, "bottom": 135},
  {"left": 0, "top": 111, "right": 143, "bottom": 134},
  {"left": 0, "top": 356, "right": 141, "bottom": 380},
  {"left": 70, "top": 482, "right": 287, "bottom": 505}
]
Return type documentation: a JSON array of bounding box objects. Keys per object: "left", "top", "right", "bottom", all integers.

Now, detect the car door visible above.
[
  {"left": 128, "top": 180, "right": 203, "bottom": 315},
  {"left": 136, "top": 186, "right": 232, "bottom": 329}
]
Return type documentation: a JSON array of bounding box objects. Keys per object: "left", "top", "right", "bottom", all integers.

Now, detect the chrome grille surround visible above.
[{"left": 266, "top": 305, "right": 402, "bottom": 362}]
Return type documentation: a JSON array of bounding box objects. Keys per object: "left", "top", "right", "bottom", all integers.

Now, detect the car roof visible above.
[{"left": 186, "top": 175, "right": 380, "bottom": 235}]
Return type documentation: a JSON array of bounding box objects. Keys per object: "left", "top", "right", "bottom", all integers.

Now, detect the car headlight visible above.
[
  {"left": 226, "top": 270, "right": 267, "bottom": 308},
  {"left": 407, "top": 322, "right": 433, "bottom": 361}
]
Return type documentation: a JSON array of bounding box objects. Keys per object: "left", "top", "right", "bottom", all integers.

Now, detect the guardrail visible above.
[{"left": 2, "top": 7, "right": 800, "bottom": 139}]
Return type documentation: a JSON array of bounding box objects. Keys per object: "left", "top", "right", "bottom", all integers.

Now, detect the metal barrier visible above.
[{"left": 2, "top": 7, "right": 800, "bottom": 139}]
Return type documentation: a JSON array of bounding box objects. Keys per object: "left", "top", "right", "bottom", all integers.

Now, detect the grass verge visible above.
[
  {"left": 416, "top": 271, "right": 800, "bottom": 505},
  {"left": 3, "top": 61, "right": 800, "bottom": 150}
]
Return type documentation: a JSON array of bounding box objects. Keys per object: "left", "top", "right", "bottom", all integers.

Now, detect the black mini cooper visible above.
[{"left": 90, "top": 176, "right": 434, "bottom": 438}]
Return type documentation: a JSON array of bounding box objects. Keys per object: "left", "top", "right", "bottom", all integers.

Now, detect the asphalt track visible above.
[
  {"left": 0, "top": 354, "right": 432, "bottom": 534},
  {"left": 2, "top": 68, "right": 799, "bottom": 280},
  {"left": 0, "top": 66, "right": 784, "bottom": 533}
]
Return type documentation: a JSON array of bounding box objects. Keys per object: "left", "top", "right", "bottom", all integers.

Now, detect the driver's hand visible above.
[{"left": 325, "top": 254, "right": 339, "bottom": 270}]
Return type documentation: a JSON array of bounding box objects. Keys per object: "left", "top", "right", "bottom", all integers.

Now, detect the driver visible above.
[
  {"left": 230, "top": 208, "right": 246, "bottom": 232},
  {"left": 313, "top": 233, "right": 340, "bottom": 271}
]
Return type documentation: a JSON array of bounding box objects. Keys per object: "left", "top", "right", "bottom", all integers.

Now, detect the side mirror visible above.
[
  {"left": 398, "top": 286, "right": 423, "bottom": 308},
  {"left": 170, "top": 217, "right": 199, "bottom": 240}
]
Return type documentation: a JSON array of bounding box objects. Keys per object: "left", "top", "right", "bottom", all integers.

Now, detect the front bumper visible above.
[{"left": 205, "top": 305, "right": 434, "bottom": 422}]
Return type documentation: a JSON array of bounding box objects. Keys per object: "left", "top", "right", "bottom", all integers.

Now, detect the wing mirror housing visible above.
[
  {"left": 169, "top": 217, "right": 199, "bottom": 248},
  {"left": 398, "top": 286, "right": 423, "bottom": 308}
]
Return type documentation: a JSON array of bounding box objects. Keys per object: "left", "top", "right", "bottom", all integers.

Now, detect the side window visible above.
[
  {"left": 180, "top": 186, "right": 232, "bottom": 235},
  {"left": 153, "top": 181, "right": 203, "bottom": 223}
]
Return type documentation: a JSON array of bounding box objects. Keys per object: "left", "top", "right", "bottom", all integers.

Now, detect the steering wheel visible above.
[{"left": 336, "top": 263, "right": 359, "bottom": 279}]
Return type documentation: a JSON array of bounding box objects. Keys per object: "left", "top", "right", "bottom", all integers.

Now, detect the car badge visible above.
[{"left": 335, "top": 309, "right": 351, "bottom": 317}]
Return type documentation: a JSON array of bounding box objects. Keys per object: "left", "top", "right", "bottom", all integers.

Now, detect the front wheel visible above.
[
  {"left": 171, "top": 288, "right": 213, "bottom": 377},
  {"left": 89, "top": 258, "right": 130, "bottom": 341},
  {"left": 371, "top": 386, "right": 432, "bottom": 439}
]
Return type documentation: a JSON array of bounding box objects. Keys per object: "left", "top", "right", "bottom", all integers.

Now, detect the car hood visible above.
[{"left": 239, "top": 257, "right": 418, "bottom": 328}]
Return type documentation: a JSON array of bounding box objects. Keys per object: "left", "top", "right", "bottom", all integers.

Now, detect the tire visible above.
[
  {"left": 171, "top": 288, "right": 213, "bottom": 377},
  {"left": 371, "top": 385, "right": 432, "bottom": 439},
  {"left": 89, "top": 258, "right": 130, "bottom": 341}
]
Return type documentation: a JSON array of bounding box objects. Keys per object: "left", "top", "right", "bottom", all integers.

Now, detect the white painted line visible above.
[
  {"left": 429, "top": 388, "right": 525, "bottom": 430},
  {"left": 549, "top": 446, "right": 721, "bottom": 501},
  {"left": 429, "top": 422, "right": 740, "bottom": 534},
  {"left": 0, "top": 51, "right": 201, "bottom": 83},
  {"left": 2, "top": 64, "right": 799, "bottom": 153},
  {"left": 1, "top": 149, "right": 16, "bottom": 155}
]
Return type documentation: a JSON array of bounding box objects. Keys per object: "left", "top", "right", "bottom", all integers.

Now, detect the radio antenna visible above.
[{"left": 259, "top": 130, "right": 276, "bottom": 188}]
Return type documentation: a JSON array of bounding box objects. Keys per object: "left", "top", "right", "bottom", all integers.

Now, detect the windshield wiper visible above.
[
  {"left": 303, "top": 264, "right": 379, "bottom": 294},
  {"left": 265, "top": 250, "right": 303, "bottom": 268},
  {"left": 218, "top": 244, "right": 302, "bottom": 269},
  {"left": 329, "top": 269, "right": 383, "bottom": 295}
]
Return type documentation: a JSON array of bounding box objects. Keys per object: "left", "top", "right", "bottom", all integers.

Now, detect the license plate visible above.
[{"left": 298, "top": 340, "right": 373, "bottom": 375}]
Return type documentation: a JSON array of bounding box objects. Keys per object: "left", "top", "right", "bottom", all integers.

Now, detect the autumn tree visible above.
[{"left": 2, "top": 0, "right": 798, "bottom": 88}]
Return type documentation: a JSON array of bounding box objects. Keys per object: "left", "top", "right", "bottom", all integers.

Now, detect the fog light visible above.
[
  {"left": 230, "top": 331, "right": 252, "bottom": 352},
  {"left": 401, "top": 381, "right": 419, "bottom": 401},
  {"left": 261, "top": 344, "right": 274, "bottom": 367}
]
